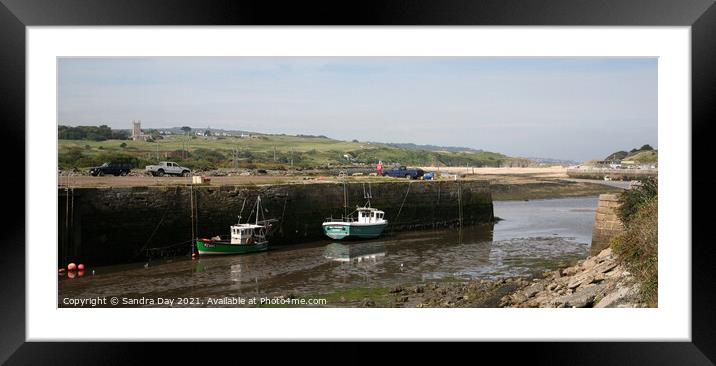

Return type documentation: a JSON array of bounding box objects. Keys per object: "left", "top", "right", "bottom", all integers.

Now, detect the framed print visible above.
[{"left": 2, "top": 0, "right": 715, "bottom": 363}]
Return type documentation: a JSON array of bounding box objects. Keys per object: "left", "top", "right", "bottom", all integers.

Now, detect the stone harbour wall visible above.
[
  {"left": 58, "top": 180, "right": 494, "bottom": 266},
  {"left": 590, "top": 193, "right": 624, "bottom": 256}
]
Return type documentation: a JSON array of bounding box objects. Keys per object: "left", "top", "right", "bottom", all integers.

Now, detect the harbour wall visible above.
[
  {"left": 58, "top": 180, "right": 494, "bottom": 266},
  {"left": 590, "top": 194, "right": 625, "bottom": 256},
  {"left": 566, "top": 168, "right": 657, "bottom": 181}
]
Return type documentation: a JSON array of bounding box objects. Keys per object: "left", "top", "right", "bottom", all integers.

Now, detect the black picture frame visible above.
[{"left": 2, "top": 0, "right": 714, "bottom": 363}]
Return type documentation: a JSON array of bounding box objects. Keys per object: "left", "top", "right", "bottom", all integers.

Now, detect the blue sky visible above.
[{"left": 58, "top": 57, "right": 657, "bottom": 162}]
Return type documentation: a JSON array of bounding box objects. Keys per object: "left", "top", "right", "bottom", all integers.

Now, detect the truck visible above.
[
  {"left": 145, "top": 161, "right": 191, "bottom": 177},
  {"left": 382, "top": 166, "right": 425, "bottom": 179},
  {"left": 89, "top": 162, "right": 133, "bottom": 176}
]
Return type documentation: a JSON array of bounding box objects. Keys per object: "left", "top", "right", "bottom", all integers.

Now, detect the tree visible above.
[
  {"left": 639, "top": 144, "right": 654, "bottom": 151},
  {"left": 181, "top": 126, "right": 192, "bottom": 134}
]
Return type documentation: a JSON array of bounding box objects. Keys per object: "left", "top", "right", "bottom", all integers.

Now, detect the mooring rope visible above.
[
  {"left": 137, "top": 186, "right": 179, "bottom": 255},
  {"left": 391, "top": 181, "right": 412, "bottom": 231},
  {"left": 458, "top": 180, "right": 463, "bottom": 225},
  {"left": 64, "top": 185, "right": 70, "bottom": 263},
  {"left": 279, "top": 193, "right": 288, "bottom": 234}
]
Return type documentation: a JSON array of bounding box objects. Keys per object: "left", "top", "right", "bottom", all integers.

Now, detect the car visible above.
[
  {"left": 382, "top": 166, "right": 425, "bottom": 179},
  {"left": 145, "top": 161, "right": 191, "bottom": 177},
  {"left": 89, "top": 162, "right": 133, "bottom": 176}
]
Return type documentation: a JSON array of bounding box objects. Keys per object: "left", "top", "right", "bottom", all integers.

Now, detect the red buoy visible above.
[
  {"left": 67, "top": 271, "right": 76, "bottom": 279},
  {"left": 58, "top": 268, "right": 65, "bottom": 273},
  {"left": 67, "top": 263, "right": 77, "bottom": 271},
  {"left": 78, "top": 264, "right": 85, "bottom": 271},
  {"left": 78, "top": 270, "right": 85, "bottom": 277}
]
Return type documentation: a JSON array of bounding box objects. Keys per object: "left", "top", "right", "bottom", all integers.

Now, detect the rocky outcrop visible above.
[
  {"left": 383, "top": 278, "right": 533, "bottom": 308},
  {"left": 499, "top": 248, "right": 645, "bottom": 308}
]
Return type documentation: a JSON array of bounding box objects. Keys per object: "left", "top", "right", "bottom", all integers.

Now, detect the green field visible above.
[{"left": 59, "top": 134, "right": 525, "bottom": 171}]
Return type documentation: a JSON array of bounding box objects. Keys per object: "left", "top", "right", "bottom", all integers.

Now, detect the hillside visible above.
[
  {"left": 624, "top": 150, "right": 658, "bottom": 164},
  {"left": 58, "top": 132, "right": 531, "bottom": 171},
  {"left": 604, "top": 145, "right": 658, "bottom": 165}
]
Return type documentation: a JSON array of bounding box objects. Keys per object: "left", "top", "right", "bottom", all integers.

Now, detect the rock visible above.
[
  {"left": 593, "top": 273, "right": 607, "bottom": 283},
  {"left": 582, "top": 258, "right": 597, "bottom": 270},
  {"left": 389, "top": 285, "right": 404, "bottom": 293},
  {"left": 567, "top": 278, "right": 582, "bottom": 289},
  {"left": 594, "top": 286, "right": 631, "bottom": 308},
  {"left": 562, "top": 267, "right": 578, "bottom": 276},
  {"left": 597, "top": 248, "right": 613, "bottom": 259},
  {"left": 361, "top": 298, "right": 376, "bottom": 307},
  {"left": 593, "top": 261, "right": 618, "bottom": 274},
  {"left": 511, "top": 292, "right": 529, "bottom": 304},
  {"left": 552, "top": 285, "right": 604, "bottom": 308},
  {"left": 414, "top": 285, "right": 425, "bottom": 294},
  {"left": 524, "top": 283, "right": 545, "bottom": 298}
]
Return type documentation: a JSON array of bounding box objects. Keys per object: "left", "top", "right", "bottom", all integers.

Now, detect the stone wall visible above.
[
  {"left": 58, "top": 180, "right": 493, "bottom": 266},
  {"left": 566, "top": 168, "right": 657, "bottom": 181},
  {"left": 590, "top": 193, "right": 624, "bottom": 255}
]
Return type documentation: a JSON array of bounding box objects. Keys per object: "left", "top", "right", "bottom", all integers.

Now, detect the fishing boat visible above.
[
  {"left": 195, "top": 196, "right": 277, "bottom": 255},
  {"left": 322, "top": 183, "right": 388, "bottom": 240}
]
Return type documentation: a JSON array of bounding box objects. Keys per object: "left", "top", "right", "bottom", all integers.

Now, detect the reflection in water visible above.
[
  {"left": 324, "top": 242, "right": 386, "bottom": 263},
  {"left": 59, "top": 196, "right": 598, "bottom": 307}
]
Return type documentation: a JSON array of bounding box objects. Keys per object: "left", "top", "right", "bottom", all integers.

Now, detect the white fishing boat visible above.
[{"left": 322, "top": 183, "right": 387, "bottom": 240}]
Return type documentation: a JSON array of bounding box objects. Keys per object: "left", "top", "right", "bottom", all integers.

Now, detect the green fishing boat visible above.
[{"left": 195, "top": 196, "right": 277, "bottom": 256}]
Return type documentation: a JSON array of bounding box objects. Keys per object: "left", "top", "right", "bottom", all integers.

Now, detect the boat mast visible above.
[
  {"left": 238, "top": 198, "right": 246, "bottom": 224},
  {"left": 256, "top": 196, "right": 261, "bottom": 225},
  {"left": 343, "top": 181, "right": 347, "bottom": 220}
]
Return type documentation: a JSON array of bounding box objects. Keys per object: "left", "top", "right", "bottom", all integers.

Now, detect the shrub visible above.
[
  {"left": 611, "top": 197, "right": 658, "bottom": 306},
  {"left": 617, "top": 178, "right": 657, "bottom": 227}
]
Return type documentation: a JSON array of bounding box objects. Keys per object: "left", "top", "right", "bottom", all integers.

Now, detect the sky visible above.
[{"left": 58, "top": 57, "right": 657, "bottom": 162}]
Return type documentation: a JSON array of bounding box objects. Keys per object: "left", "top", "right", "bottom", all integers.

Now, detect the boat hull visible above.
[
  {"left": 196, "top": 239, "right": 268, "bottom": 255},
  {"left": 322, "top": 222, "right": 387, "bottom": 240}
]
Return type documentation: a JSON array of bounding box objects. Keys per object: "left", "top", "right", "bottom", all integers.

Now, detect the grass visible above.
[
  {"left": 59, "top": 134, "right": 519, "bottom": 170},
  {"left": 625, "top": 150, "right": 658, "bottom": 164},
  {"left": 611, "top": 196, "right": 658, "bottom": 307}
]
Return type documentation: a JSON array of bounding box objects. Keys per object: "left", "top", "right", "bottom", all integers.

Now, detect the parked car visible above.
[
  {"left": 382, "top": 166, "right": 425, "bottom": 179},
  {"left": 89, "top": 162, "right": 133, "bottom": 176},
  {"left": 145, "top": 161, "right": 191, "bottom": 177}
]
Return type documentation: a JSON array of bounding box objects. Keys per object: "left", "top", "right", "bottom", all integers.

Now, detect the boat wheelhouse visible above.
[{"left": 195, "top": 196, "right": 277, "bottom": 255}]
